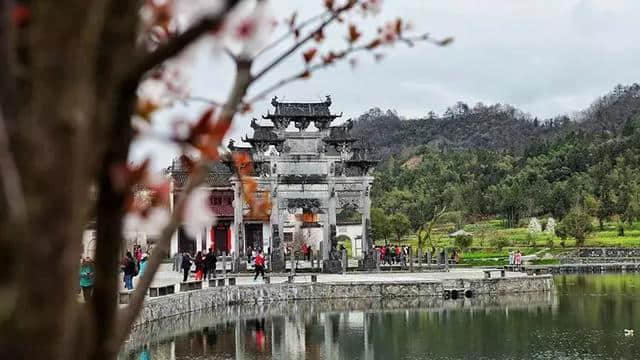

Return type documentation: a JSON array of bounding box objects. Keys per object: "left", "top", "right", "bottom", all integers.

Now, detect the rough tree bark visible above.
[{"left": 0, "top": 1, "right": 238, "bottom": 359}]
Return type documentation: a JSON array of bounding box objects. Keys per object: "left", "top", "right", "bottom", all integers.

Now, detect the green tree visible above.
[
  {"left": 416, "top": 206, "right": 447, "bottom": 258},
  {"left": 371, "top": 207, "right": 392, "bottom": 244},
  {"left": 454, "top": 235, "right": 473, "bottom": 250},
  {"left": 560, "top": 206, "right": 594, "bottom": 246},
  {"left": 388, "top": 213, "right": 411, "bottom": 243}
]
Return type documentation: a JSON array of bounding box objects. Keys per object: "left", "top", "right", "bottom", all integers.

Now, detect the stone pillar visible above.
[
  {"left": 268, "top": 186, "right": 285, "bottom": 271},
  {"left": 322, "top": 221, "right": 342, "bottom": 273},
  {"left": 359, "top": 182, "right": 376, "bottom": 271},
  {"left": 195, "top": 230, "right": 203, "bottom": 253},
  {"left": 444, "top": 248, "right": 449, "bottom": 271},
  {"left": 409, "top": 248, "right": 414, "bottom": 272},
  {"left": 170, "top": 231, "right": 178, "bottom": 258},
  {"left": 322, "top": 211, "right": 329, "bottom": 258},
  {"left": 361, "top": 184, "right": 371, "bottom": 249},
  {"left": 342, "top": 248, "right": 347, "bottom": 275},
  {"left": 232, "top": 179, "right": 244, "bottom": 260}
]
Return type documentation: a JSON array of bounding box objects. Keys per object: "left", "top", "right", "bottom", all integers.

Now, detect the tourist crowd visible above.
[{"left": 175, "top": 248, "right": 219, "bottom": 282}]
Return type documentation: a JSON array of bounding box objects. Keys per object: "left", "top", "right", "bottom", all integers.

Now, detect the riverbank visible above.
[
  {"left": 123, "top": 274, "right": 640, "bottom": 360},
  {"left": 124, "top": 289, "right": 555, "bottom": 355},
  {"left": 131, "top": 270, "right": 552, "bottom": 327}
]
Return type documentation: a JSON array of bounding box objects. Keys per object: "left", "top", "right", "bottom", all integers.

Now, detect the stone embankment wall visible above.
[
  {"left": 134, "top": 276, "right": 552, "bottom": 327},
  {"left": 537, "top": 263, "right": 640, "bottom": 273},
  {"left": 560, "top": 248, "right": 640, "bottom": 264},
  {"left": 577, "top": 248, "right": 640, "bottom": 257},
  {"left": 125, "top": 290, "right": 555, "bottom": 354}
]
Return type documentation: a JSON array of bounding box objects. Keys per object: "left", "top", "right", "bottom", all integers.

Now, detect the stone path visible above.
[{"left": 123, "top": 265, "right": 529, "bottom": 290}]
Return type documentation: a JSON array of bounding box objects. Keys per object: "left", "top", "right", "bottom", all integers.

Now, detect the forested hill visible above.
[{"left": 352, "top": 83, "right": 640, "bottom": 161}]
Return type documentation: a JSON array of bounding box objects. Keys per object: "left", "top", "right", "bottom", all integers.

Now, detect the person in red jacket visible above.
[{"left": 254, "top": 249, "right": 266, "bottom": 281}]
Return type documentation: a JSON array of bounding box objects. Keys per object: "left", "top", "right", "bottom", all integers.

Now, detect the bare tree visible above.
[
  {"left": 416, "top": 206, "right": 446, "bottom": 267},
  {"left": 0, "top": 1, "right": 450, "bottom": 359}
]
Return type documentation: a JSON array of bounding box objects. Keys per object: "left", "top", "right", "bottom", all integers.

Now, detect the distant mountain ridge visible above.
[{"left": 351, "top": 83, "right": 640, "bottom": 161}]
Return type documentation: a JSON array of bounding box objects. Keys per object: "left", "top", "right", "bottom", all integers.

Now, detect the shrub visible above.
[
  {"left": 490, "top": 236, "right": 510, "bottom": 250},
  {"left": 560, "top": 206, "right": 593, "bottom": 246},
  {"left": 546, "top": 236, "right": 554, "bottom": 249},
  {"left": 454, "top": 235, "right": 473, "bottom": 250}
]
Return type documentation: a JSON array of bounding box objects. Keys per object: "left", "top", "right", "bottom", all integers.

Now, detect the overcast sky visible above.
[{"left": 131, "top": 0, "right": 640, "bottom": 169}]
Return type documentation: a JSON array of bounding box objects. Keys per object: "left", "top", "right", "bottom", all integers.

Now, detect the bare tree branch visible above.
[
  {"left": 102, "top": 0, "right": 449, "bottom": 352},
  {"left": 127, "top": 0, "right": 243, "bottom": 85},
  {"left": 91, "top": 2, "right": 247, "bottom": 357},
  {"left": 113, "top": 58, "right": 254, "bottom": 347},
  {"left": 254, "top": 11, "right": 328, "bottom": 58},
  {"left": 248, "top": 33, "right": 440, "bottom": 104},
  {"left": 251, "top": 6, "right": 347, "bottom": 83},
  {"left": 112, "top": 164, "right": 206, "bottom": 346},
  {"left": 182, "top": 95, "right": 224, "bottom": 107},
  {"left": 0, "top": 108, "right": 27, "bottom": 223}
]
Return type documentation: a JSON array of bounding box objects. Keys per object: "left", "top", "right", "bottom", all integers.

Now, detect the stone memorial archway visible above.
[{"left": 230, "top": 96, "right": 377, "bottom": 273}]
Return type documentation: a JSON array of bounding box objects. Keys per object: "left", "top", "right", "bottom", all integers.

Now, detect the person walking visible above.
[
  {"left": 139, "top": 253, "right": 148, "bottom": 277},
  {"left": 254, "top": 249, "right": 266, "bottom": 281},
  {"left": 79, "top": 257, "right": 94, "bottom": 301},
  {"left": 515, "top": 250, "right": 522, "bottom": 267},
  {"left": 246, "top": 246, "right": 252, "bottom": 265},
  {"left": 194, "top": 251, "right": 204, "bottom": 280},
  {"left": 134, "top": 245, "right": 142, "bottom": 265},
  {"left": 205, "top": 247, "right": 217, "bottom": 279},
  {"left": 384, "top": 245, "right": 391, "bottom": 265},
  {"left": 181, "top": 252, "right": 192, "bottom": 282},
  {"left": 122, "top": 252, "right": 136, "bottom": 290},
  {"left": 202, "top": 249, "right": 209, "bottom": 280},
  {"left": 173, "top": 251, "right": 183, "bottom": 272}
]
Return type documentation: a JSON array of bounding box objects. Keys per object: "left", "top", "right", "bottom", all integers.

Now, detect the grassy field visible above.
[{"left": 375, "top": 219, "right": 640, "bottom": 261}]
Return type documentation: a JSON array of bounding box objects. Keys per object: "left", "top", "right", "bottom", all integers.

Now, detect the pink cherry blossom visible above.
[
  {"left": 123, "top": 207, "right": 170, "bottom": 237},
  {"left": 183, "top": 186, "right": 217, "bottom": 238}
]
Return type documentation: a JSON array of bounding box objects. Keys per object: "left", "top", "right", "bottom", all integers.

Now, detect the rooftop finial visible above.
[
  {"left": 271, "top": 96, "right": 279, "bottom": 106},
  {"left": 345, "top": 118, "right": 353, "bottom": 131},
  {"left": 325, "top": 95, "right": 332, "bottom": 106},
  {"left": 250, "top": 118, "right": 259, "bottom": 129}
]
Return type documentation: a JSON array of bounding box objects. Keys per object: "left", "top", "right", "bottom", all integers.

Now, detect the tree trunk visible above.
[
  {"left": 0, "top": 1, "right": 142, "bottom": 359},
  {"left": 1, "top": 1, "right": 107, "bottom": 358}
]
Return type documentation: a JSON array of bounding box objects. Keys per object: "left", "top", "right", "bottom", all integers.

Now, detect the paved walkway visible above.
[{"left": 124, "top": 266, "right": 528, "bottom": 290}]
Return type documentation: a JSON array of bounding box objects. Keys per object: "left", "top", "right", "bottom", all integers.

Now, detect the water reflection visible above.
[{"left": 122, "top": 275, "right": 640, "bottom": 359}]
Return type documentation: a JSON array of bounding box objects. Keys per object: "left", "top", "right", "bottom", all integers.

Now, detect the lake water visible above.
[{"left": 123, "top": 274, "right": 640, "bottom": 359}]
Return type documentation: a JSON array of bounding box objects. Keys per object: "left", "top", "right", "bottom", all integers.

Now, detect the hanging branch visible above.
[
  {"left": 251, "top": 2, "right": 356, "bottom": 83},
  {"left": 248, "top": 32, "right": 444, "bottom": 104},
  {"left": 113, "top": 58, "right": 254, "bottom": 347},
  {"left": 106, "top": 0, "right": 453, "bottom": 353},
  {"left": 93, "top": 1, "right": 245, "bottom": 357},
  {"left": 254, "top": 11, "right": 327, "bottom": 58},
  {"left": 127, "top": 0, "right": 242, "bottom": 85}
]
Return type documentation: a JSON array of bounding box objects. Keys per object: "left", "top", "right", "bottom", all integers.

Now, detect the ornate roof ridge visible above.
[{"left": 271, "top": 95, "right": 332, "bottom": 106}]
